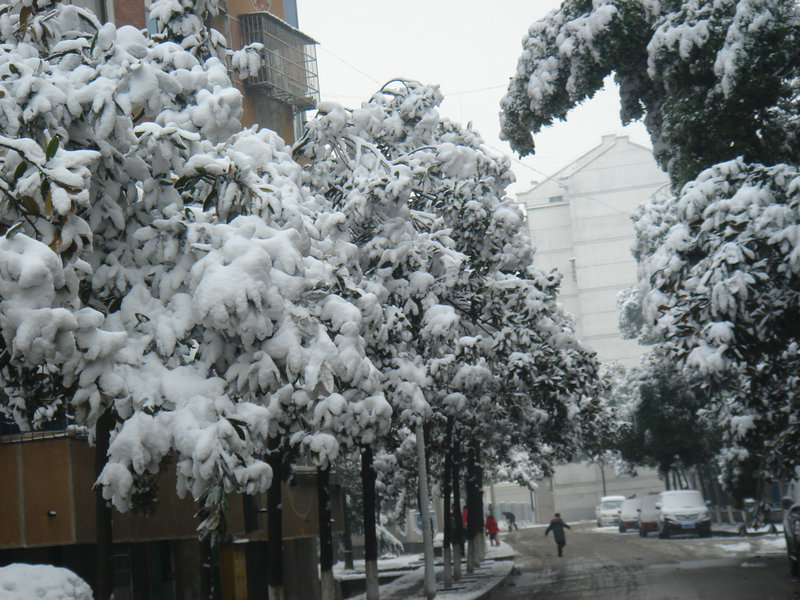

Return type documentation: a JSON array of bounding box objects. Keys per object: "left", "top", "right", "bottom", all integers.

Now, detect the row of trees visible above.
[
  {"left": 502, "top": 0, "right": 800, "bottom": 500},
  {"left": 0, "top": 2, "right": 603, "bottom": 599}
]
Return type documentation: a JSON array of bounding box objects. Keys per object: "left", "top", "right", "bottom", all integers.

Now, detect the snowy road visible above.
[{"left": 487, "top": 522, "right": 799, "bottom": 599}]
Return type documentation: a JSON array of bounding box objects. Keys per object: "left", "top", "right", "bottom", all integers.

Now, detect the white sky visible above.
[{"left": 296, "top": 0, "right": 651, "bottom": 196}]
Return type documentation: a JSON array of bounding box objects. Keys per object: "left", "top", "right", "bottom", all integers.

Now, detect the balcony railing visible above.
[{"left": 239, "top": 12, "right": 320, "bottom": 111}]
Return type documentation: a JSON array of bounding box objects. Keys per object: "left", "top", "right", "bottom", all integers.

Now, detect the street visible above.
[{"left": 488, "top": 523, "right": 800, "bottom": 600}]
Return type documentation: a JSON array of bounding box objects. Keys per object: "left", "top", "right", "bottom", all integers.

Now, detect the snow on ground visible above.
[
  {"left": 343, "top": 541, "right": 515, "bottom": 600},
  {"left": 0, "top": 564, "right": 93, "bottom": 600},
  {"left": 715, "top": 541, "right": 752, "bottom": 552},
  {"left": 715, "top": 536, "right": 787, "bottom": 555}
]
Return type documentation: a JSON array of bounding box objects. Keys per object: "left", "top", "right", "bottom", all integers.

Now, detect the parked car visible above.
[
  {"left": 596, "top": 495, "right": 626, "bottom": 527},
  {"left": 782, "top": 467, "right": 800, "bottom": 577},
  {"left": 618, "top": 497, "right": 642, "bottom": 532},
  {"left": 656, "top": 489, "right": 712, "bottom": 538},
  {"left": 638, "top": 492, "right": 660, "bottom": 537}
]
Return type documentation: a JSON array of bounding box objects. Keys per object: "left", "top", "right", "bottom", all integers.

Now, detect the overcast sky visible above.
[{"left": 296, "top": 0, "right": 651, "bottom": 195}]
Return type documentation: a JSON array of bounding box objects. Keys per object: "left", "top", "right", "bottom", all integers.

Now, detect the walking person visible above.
[
  {"left": 485, "top": 513, "right": 500, "bottom": 547},
  {"left": 502, "top": 511, "right": 518, "bottom": 532},
  {"left": 544, "top": 512, "right": 571, "bottom": 557}
]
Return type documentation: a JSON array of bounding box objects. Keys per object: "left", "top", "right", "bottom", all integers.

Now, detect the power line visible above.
[
  {"left": 447, "top": 84, "right": 507, "bottom": 97},
  {"left": 318, "top": 46, "right": 381, "bottom": 85}
]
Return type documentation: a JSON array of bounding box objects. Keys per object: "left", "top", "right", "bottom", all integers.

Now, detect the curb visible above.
[{"left": 471, "top": 557, "right": 516, "bottom": 600}]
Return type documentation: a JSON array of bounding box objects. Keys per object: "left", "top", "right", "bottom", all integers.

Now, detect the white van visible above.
[{"left": 596, "top": 495, "right": 625, "bottom": 527}]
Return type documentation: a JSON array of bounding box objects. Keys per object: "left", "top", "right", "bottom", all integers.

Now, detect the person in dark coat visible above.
[
  {"left": 502, "top": 511, "right": 518, "bottom": 531},
  {"left": 544, "top": 512, "right": 571, "bottom": 557}
]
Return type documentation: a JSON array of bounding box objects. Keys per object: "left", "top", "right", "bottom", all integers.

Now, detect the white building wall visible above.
[{"left": 519, "top": 134, "right": 670, "bottom": 367}]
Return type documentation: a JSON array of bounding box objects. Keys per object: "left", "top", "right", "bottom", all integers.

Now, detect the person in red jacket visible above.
[{"left": 485, "top": 513, "right": 500, "bottom": 546}]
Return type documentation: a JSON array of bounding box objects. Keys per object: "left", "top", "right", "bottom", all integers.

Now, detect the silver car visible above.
[{"left": 656, "top": 490, "right": 712, "bottom": 538}]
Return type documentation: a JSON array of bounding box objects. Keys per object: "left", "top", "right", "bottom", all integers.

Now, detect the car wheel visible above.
[
  {"left": 699, "top": 524, "right": 711, "bottom": 538},
  {"left": 658, "top": 524, "right": 670, "bottom": 539},
  {"left": 790, "top": 553, "right": 799, "bottom": 577}
]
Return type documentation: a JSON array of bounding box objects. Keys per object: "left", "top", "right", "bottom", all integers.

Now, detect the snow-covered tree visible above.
[
  {"left": 0, "top": 0, "right": 376, "bottom": 559},
  {"left": 299, "top": 80, "right": 600, "bottom": 587},
  {"left": 501, "top": 0, "right": 800, "bottom": 188},
  {"left": 635, "top": 161, "right": 800, "bottom": 487},
  {"left": 502, "top": 0, "right": 800, "bottom": 493}
]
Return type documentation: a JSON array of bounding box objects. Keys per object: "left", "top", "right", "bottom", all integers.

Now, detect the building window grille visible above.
[{"left": 240, "top": 12, "right": 320, "bottom": 111}]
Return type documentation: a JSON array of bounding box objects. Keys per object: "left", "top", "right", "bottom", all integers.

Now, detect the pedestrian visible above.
[
  {"left": 544, "top": 512, "right": 571, "bottom": 557},
  {"left": 485, "top": 513, "right": 500, "bottom": 546},
  {"left": 502, "top": 511, "right": 518, "bottom": 532}
]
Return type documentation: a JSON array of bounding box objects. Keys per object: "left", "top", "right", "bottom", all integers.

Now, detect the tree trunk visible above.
[
  {"left": 318, "top": 466, "right": 336, "bottom": 600},
  {"left": 465, "top": 441, "right": 482, "bottom": 573},
  {"left": 476, "top": 457, "right": 486, "bottom": 562},
  {"left": 342, "top": 494, "right": 354, "bottom": 570},
  {"left": 442, "top": 417, "right": 453, "bottom": 588},
  {"left": 200, "top": 538, "right": 215, "bottom": 600},
  {"left": 599, "top": 462, "right": 607, "bottom": 497},
  {"left": 452, "top": 434, "right": 463, "bottom": 581},
  {"left": 663, "top": 468, "right": 672, "bottom": 490},
  {"left": 94, "top": 408, "right": 114, "bottom": 600},
  {"left": 416, "top": 425, "right": 436, "bottom": 600},
  {"left": 361, "top": 446, "right": 379, "bottom": 600},
  {"left": 267, "top": 435, "right": 284, "bottom": 600}
]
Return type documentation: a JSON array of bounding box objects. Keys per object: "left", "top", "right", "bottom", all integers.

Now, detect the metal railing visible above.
[
  {"left": 0, "top": 425, "right": 88, "bottom": 444},
  {"left": 239, "top": 12, "right": 320, "bottom": 111}
]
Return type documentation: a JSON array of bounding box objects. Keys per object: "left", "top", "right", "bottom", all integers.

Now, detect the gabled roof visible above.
[{"left": 522, "top": 134, "right": 655, "bottom": 195}]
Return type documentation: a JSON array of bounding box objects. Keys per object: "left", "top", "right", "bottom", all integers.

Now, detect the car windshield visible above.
[
  {"left": 661, "top": 491, "right": 704, "bottom": 508},
  {"left": 602, "top": 499, "right": 623, "bottom": 509}
]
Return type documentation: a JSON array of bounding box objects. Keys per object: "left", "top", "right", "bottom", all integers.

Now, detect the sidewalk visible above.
[{"left": 338, "top": 541, "right": 516, "bottom": 600}]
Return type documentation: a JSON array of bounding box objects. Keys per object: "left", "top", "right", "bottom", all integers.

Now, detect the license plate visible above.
[{"left": 682, "top": 524, "right": 694, "bottom": 529}]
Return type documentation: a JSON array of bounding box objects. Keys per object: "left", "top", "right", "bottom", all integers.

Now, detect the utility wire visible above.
[{"left": 319, "top": 46, "right": 381, "bottom": 84}]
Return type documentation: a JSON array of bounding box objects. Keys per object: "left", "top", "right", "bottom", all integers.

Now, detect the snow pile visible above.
[{"left": 0, "top": 564, "right": 92, "bottom": 600}]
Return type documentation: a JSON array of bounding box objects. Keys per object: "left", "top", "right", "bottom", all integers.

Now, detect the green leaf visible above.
[
  {"left": 8, "top": 64, "right": 20, "bottom": 76},
  {"left": 21, "top": 196, "right": 39, "bottom": 215},
  {"left": 227, "top": 418, "right": 247, "bottom": 441},
  {"left": 45, "top": 137, "right": 60, "bottom": 161},
  {"left": 12, "top": 161, "right": 27, "bottom": 184},
  {"left": 202, "top": 188, "right": 218, "bottom": 212},
  {"left": 4, "top": 222, "right": 23, "bottom": 237},
  {"left": 135, "top": 312, "right": 150, "bottom": 323},
  {"left": 19, "top": 6, "right": 31, "bottom": 31}
]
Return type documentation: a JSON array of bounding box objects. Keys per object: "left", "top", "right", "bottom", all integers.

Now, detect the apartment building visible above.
[{"left": 518, "top": 134, "right": 670, "bottom": 368}]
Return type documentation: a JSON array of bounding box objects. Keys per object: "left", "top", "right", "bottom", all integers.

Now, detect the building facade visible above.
[
  {"left": 518, "top": 134, "right": 670, "bottom": 367},
  {"left": 509, "top": 135, "right": 671, "bottom": 521}
]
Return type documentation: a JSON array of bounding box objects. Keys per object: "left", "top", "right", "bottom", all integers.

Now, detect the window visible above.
[
  {"left": 548, "top": 195, "right": 564, "bottom": 203},
  {"left": 68, "top": 0, "right": 106, "bottom": 21}
]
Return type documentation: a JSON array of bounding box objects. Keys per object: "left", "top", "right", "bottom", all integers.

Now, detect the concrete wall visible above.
[
  {"left": 550, "top": 461, "right": 665, "bottom": 522},
  {"left": 484, "top": 462, "right": 665, "bottom": 524}
]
